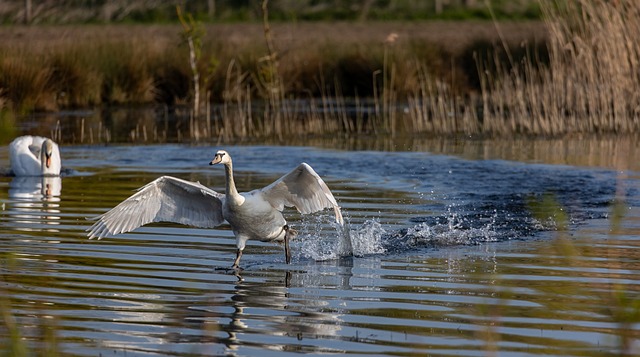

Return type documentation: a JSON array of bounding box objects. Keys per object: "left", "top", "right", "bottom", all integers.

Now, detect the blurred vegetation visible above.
[
  {"left": 1, "top": 0, "right": 542, "bottom": 25},
  {"left": 2, "top": 0, "right": 639, "bottom": 139},
  {"left": 0, "top": 21, "right": 544, "bottom": 113}
]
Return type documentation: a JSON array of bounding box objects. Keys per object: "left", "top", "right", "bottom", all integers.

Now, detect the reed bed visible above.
[
  {"left": 0, "top": 21, "right": 542, "bottom": 139},
  {"left": 2, "top": 0, "right": 639, "bottom": 139},
  {"left": 476, "top": 0, "right": 640, "bottom": 135}
]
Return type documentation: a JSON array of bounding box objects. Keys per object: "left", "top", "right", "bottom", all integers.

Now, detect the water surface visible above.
[{"left": 1, "top": 141, "right": 639, "bottom": 356}]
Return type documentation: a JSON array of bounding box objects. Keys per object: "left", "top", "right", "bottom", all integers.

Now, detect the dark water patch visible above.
[{"left": 364, "top": 158, "right": 619, "bottom": 253}]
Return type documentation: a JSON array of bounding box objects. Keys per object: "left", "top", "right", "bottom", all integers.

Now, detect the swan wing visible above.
[
  {"left": 87, "top": 175, "right": 225, "bottom": 239},
  {"left": 260, "top": 163, "right": 344, "bottom": 225},
  {"left": 9, "top": 136, "right": 43, "bottom": 176}
]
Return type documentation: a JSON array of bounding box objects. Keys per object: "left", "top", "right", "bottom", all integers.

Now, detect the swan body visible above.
[
  {"left": 88, "top": 149, "right": 347, "bottom": 268},
  {"left": 9, "top": 136, "right": 61, "bottom": 176}
]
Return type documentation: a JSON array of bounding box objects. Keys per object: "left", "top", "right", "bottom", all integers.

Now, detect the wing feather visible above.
[
  {"left": 87, "top": 176, "right": 225, "bottom": 239},
  {"left": 9, "top": 136, "right": 43, "bottom": 176},
  {"left": 260, "top": 163, "right": 344, "bottom": 225}
]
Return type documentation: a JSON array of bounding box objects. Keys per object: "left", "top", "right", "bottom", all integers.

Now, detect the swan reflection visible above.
[
  {"left": 163, "top": 262, "right": 356, "bottom": 355},
  {"left": 7, "top": 176, "right": 62, "bottom": 231}
]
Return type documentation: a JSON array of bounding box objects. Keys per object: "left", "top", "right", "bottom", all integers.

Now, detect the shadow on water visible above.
[{"left": 4, "top": 105, "right": 640, "bottom": 171}]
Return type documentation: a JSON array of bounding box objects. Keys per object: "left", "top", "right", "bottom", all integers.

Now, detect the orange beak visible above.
[
  {"left": 210, "top": 154, "right": 223, "bottom": 165},
  {"left": 46, "top": 156, "right": 51, "bottom": 168}
]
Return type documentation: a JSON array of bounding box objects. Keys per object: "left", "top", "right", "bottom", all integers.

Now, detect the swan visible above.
[
  {"left": 87, "top": 149, "right": 349, "bottom": 268},
  {"left": 9, "top": 136, "right": 62, "bottom": 176}
]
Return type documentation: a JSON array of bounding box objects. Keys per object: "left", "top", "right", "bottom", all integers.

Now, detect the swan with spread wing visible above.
[{"left": 87, "top": 149, "right": 349, "bottom": 268}]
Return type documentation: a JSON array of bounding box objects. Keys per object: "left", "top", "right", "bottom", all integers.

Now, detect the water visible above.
[{"left": 1, "top": 140, "right": 639, "bottom": 356}]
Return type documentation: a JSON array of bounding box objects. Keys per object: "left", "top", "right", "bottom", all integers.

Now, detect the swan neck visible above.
[
  {"left": 224, "top": 162, "right": 240, "bottom": 199},
  {"left": 39, "top": 141, "right": 61, "bottom": 176},
  {"left": 40, "top": 142, "right": 46, "bottom": 173}
]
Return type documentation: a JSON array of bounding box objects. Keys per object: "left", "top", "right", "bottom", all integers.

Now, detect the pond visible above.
[{"left": 1, "top": 137, "right": 639, "bottom": 356}]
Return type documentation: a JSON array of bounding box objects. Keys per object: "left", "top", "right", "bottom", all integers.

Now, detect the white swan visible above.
[
  {"left": 9, "top": 136, "right": 62, "bottom": 176},
  {"left": 88, "top": 149, "right": 348, "bottom": 268}
]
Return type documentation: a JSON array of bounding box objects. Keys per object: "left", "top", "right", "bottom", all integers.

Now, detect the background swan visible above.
[
  {"left": 88, "top": 149, "right": 350, "bottom": 268},
  {"left": 9, "top": 135, "right": 61, "bottom": 176}
]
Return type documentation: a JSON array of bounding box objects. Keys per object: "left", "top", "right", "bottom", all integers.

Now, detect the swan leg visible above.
[
  {"left": 232, "top": 249, "right": 243, "bottom": 269},
  {"left": 283, "top": 225, "right": 298, "bottom": 264},
  {"left": 284, "top": 226, "right": 291, "bottom": 264}
]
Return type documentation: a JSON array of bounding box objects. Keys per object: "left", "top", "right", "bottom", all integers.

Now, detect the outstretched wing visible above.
[
  {"left": 87, "top": 176, "right": 225, "bottom": 239},
  {"left": 260, "top": 163, "right": 344, "bottom": 225}
]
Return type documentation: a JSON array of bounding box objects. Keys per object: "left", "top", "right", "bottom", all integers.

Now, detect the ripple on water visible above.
[{"left": 0, "top": 143, "right": 637, "bottom": 356}]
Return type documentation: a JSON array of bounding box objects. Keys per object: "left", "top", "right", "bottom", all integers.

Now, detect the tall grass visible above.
[
  {"left": 2, "top": 1, "right": 639, "bottom": 139},
  {"left": 0, "top": 21, "right": 538, "bottom": 122},
  {"left": 0, "top": 39, "right": 164, "bottom": 112},
  {"left": 475, "top": 0, "right": 640, "bottom": 135},
  {"left": 401, "top": 0, "right": 640, "bottom": 137},
  {"left": 0, "top": 53, "right": 53, "bottom": 113}
]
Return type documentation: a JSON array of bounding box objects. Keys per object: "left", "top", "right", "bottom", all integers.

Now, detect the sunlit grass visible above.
[
  {"left": 475, "top": 0, "right": 640, "bottom": 135},
  {"left": 0, "top": 21, "right": 543, "bottom": 136},
  {"left": 1, "top": 1, "right": 639, "bottom": 138}
]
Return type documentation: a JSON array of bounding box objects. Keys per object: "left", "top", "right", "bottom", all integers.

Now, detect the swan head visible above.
[
  {"left": 40, "top": 139, "right": 61, "bottom": 176},
  {"left": 209, "top": 150, "right": 231, "bottom": 166}
]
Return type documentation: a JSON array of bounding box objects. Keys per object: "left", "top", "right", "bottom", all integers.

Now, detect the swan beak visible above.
[
  {"left": 210, "top": 154, "right": 222, "bottom": 165},
  {"left": 45, "top": 154, "right": 52, "bottom": 168}
]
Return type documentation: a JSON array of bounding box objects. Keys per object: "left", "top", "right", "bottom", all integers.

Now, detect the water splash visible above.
[
  {"left": 296, "top": 232, "right": 341, "bottom": 262},
  {"left": 350, "top": 219, "right": 387, "bottom": 256},
  {"left": 382, "top": 210, "right": 500, "bottom": 254},
  {"left": 295, "top": 216, "right": 386, "bottom": 261},
  {"left": 295, "top": 209, "right": 503, "bottom": 262},
  {"left": 289, "top": 152, "right": 617, "bottom": 262},
  {"left": 295, "top": 214, "right": 346, "bottom": 261}
]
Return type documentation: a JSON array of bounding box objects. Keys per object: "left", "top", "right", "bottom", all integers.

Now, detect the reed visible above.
[
  {"left": 476, "top": 0, "right": 640, "bottom": 135},
  {"left": 92, "top": 40, "right": 158, "bottom": 105},
  {"left": 0, "top": 39, "right": 162, "bottom": 111},
  {"left": 3, "top": 0, "right": 639, "bottom": 139},
  {"left": 0, "top": 53, "right": 54, "bottom": 113},
  {"left": 0, "top": 21, "right": 538, "bottom": 117}
]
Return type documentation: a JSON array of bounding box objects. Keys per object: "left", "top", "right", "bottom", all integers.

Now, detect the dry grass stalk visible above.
[
  {"left": 478, "top": 0, "right": 640, "bottom": 135},
  {"left": 3, "top": 3, "right": 639, "bottom": 140},
  {"left": 177, "top": 6, "right": 203, "bottom": 118}
]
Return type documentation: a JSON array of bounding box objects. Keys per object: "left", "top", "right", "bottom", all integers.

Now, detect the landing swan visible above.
[
  {"left": 9, "top": 136, "right": 61, "bottom": 176},
  {"left": 87, "top": 149, "right": 349, "bottom": 268}
]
